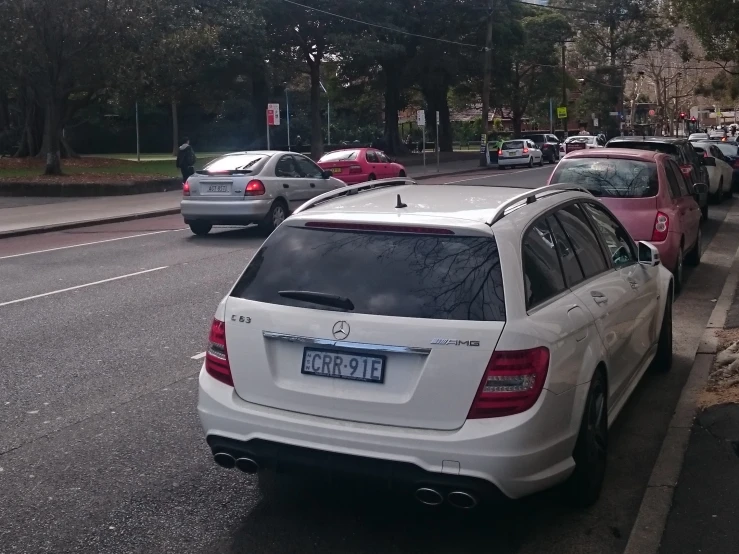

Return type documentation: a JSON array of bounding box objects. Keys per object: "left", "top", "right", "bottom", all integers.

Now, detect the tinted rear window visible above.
[
  {"left": 319, "top": 150, "right": 360, "bottom": 162},
  {"left": 550, "top": 158, "right": 659, "bottom": 198},
  {"left": 714, "top": 143, "right": 738, "bottom": 157},
  {"left": 529, "top": 135, "right": 547, "bottom": 143},
  {"left": 204, "top": 154, "right": 265, "bottom": 172},
  {"left": 607, "top": 141, "right": 679, "bottom": 157},
  {"left": 232, "top": 227, "right": 506, "bottom": 321},
  {"left": 502, "top": 141, "right": 525, "bottom": 150}
]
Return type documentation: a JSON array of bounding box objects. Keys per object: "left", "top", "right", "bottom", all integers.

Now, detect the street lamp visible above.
[
  {"left": 319, "top": 81, "right": 330, "bottom": 147},
  {"left": 284, "top": 85, "right": 291, "bottom": 151}
]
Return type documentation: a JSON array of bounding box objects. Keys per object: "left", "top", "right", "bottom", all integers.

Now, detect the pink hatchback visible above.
[{"left": 548, "top": 149, "right": 705, "bottom": 291}]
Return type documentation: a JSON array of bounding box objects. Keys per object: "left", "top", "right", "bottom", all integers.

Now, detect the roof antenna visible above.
[{"left": 395, "top": 194, "right": 407, "bottom": 209}]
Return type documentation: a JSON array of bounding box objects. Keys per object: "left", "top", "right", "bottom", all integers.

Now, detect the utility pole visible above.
[
  {"left": 480, "top": 0, "right": 494, "bottom": 167},
  {"left": 561, "top": 42, "right": 568, "bottom": 138}
]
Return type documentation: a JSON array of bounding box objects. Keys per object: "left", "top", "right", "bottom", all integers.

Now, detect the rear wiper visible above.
[{"left": 278, "top": 290, "right": 355, "bottom": 311}]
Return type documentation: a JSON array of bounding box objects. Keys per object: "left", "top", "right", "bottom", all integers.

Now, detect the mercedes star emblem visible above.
[{"left": 332, "top": 321, "right": 350, "bottom": 340}]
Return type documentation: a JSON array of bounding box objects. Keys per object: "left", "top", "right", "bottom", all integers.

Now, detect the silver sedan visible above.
[{"left": 181, "top": 151, "right": 346, "bottom": 235}]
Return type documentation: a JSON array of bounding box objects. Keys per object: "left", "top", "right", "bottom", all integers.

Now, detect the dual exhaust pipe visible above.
[
  {"left": 415, "top": 487, "right": 478, "bottom": 509},
  {"left": 213, "top": 452, "right": 259, "bottom": 474},
  {"left": 214, "top": 453, "right": 477, "bottom": 509}
]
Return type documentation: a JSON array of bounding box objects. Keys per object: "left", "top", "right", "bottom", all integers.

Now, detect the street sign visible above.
[
  {"left": 417, "top": 111, "right": 426, "bottom": 127},
  {"left": 480, "top": 134, "right": 487, "bottom": 154},
  {"left": 609, "top": 111, "right": 619, "bottom": 116},
  {"left": 593, "top": 118, "right": 599, "bottom": 127},
  {"left": 648, "top": 109, "right": 656, "bottom": 116},
  {"left": 267, "top": 103, "right": 280, "bottom": 126},
  {"left": 557, "top": 107, "right": 567, "bottom": 119}
]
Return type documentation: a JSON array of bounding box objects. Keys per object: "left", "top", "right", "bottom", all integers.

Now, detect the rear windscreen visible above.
[
  {"left": 529, "top": 135, "right": 546, "bottom": 143},
  {"left": 607, "top": 141, "right": 678, "bottom": 157},
  {"left": 501, "top": 141, "right": 525, "bottom": 150},
  {"left": 203, "top": 154, "right": 265, "bottom": 172},
  {"left": 550, "top": 158, "right": 659, "bottom": 198},
  {"left": 319, "top": 150, "right": 360, "bottom": 162},
  {"left": 231, "top": 227, "right": 506, "bottom": 321},
  {"left": 714, "top": 143, "right": 738, "bottom": 157}
]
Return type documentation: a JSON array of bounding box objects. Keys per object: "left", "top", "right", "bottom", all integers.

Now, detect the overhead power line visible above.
[{"left": 279, "top": 0, "right": 487, "bottom": 50}]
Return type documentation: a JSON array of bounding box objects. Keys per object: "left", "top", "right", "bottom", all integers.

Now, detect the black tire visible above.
[
  {"left": 563, "top": 368, "right": 608, "bottom": 508},
  {"left": 673, "top": 246, "right": 684, "bottom": 294},
  {"left": 528, "top": 157, "right": 534, "bottom": 168},
  {"left": 701, "top": 204, "right": 708, "bottom": 221},
  {"left": 549, "top": 156, "right": 556, "bottom": 164},
  {"left": 258, "top": 200, "right": 288, "bottom": 235},
  {"left": 711, "top": 178, "right": 724, "bottom": 204},
  {"left": 725, "top": 183, "right": 733, "bottom": 199},
  {"left": 686, "top": 227, "right": 702, "bottom": 266},
  {"left": 652, "top": 289, "right": 673, "bottom": 372},
  {"left": 538, "top": 156, "right": 544, "bottom": 167},
  {"left": 189, "top": 221, "right": 212, "bottom": 236},
  {"left": 368, "top": 173, "right": 376, "bottom": 181},
  {"left": 398, "top": 170, "right": 406, "bottom": 177}
]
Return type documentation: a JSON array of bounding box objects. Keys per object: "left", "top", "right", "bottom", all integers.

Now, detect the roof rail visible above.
[
  {"left": 486, "top": 184, "right": 591, "bottom": 226},
  {"left": 291, "top": 178, "right": 417, "bottom": 215}
]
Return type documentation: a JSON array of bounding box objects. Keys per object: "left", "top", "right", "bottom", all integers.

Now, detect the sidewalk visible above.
[
  {"left": 0, "top": 159, "right": 484, "bottom": 237},
  {"left": 658, "top": 277, "right": 739, "bottom": 554}
]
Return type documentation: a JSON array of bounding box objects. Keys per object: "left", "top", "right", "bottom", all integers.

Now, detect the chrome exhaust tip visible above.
[
  {"left": 213, "top": 452, "right": 236, "bottom": 469},
  {"left": 414, "top": 487, "right": 444, "bottom": 506},
  {"left": 235, "top": 457, "right": 259, "bottom": 474},
  {"left": 447, "top": 491, "right": 477, "bottom": 509}
]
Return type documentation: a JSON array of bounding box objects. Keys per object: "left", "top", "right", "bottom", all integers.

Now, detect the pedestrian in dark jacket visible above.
[{"left": 176, "top": 137, "right": 197, "bottom": 182}]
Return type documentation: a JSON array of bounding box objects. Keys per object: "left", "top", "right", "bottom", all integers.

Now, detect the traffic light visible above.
[
  {"left": 679, "top": 112, "right": 686, "bottom": 121},
  {"left": 690, "top": 116, "right": 696, "bottom": 122}
]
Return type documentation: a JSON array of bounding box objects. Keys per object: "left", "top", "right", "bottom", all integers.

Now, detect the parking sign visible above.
[{"left": 267, "top": 103, "right": 280, "bottom": 126}]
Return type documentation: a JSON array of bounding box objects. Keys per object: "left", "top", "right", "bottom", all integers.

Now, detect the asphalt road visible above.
[{"left": 0, "top": 167, "right": 735, "bottom": 554}]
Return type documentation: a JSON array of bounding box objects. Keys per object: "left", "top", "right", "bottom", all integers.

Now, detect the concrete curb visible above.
[
  {"left": 0, "top": 208, "right": 182, "bottom": 239},
  {"left": 0, "top": 166, "right": 494, "bottom": 239},
  {"left": 0, "top": 178, "right": 182, "bottom": 197},
  {"left": 623, "top": 239, "right": 739, "bottom": 554}
]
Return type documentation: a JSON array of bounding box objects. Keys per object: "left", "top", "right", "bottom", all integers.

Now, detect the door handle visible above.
[
  {"left": 591, "top": 291, "right": 609, "bottom": 305},
  {"left": 310, "top": 183, "right": 316, "bottom": 188},
  {"left": 283, "top": 184, "right": 290, "bottom": 188}
]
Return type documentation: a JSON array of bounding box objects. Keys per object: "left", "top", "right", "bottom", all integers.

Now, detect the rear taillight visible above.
[
  {"left": 205, "top": 319, "right": 233, "bottom": 387},
  {"left": 679, "top": 165, "right": 692, "bottom": 177},
  {"left": 467, "top": 347, "right": 550, "bottom": 418},
  {"left": 523, "top": 147, "right": 529, "bottom": 154},
  {"left": 349, "top": 165, "right": 362, "bottom": 174},
  {"left": 651, "top": 211, "right": 669, "bottom": 242},
  {"left": 497, "top": 149, "right": 502, "bottom": 155},
  {"left": 183, "top": 182, "right": 190, "bottom": 196},
  {"left": 245, "top": 180, "right": 266, "bottom": 196}
]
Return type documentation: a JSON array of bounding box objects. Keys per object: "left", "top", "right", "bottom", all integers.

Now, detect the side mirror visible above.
[
  {"left": 638, "top": 241, "right": 661, "bottom": 266},
  {"left": 703, "top": 156, "right": 716, "bottom": 166},
  {"left": 693, "top": 182, "right": 709, "bottom": 195},
  {"left": 321, "top": 170, "right": 333, "bottom": 179}
]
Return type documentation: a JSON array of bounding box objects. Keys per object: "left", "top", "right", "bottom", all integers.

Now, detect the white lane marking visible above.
[
  {"left": 0, "top": 267, "right": 168, "bottom": 308},
  {"left": 0, "top": 229, "right": 187, "bottom": 261},
  {"left": 191, "top": 352, "right": 206, "bottom": 360},
  {"left": 443, "top": 166, "right": 549, "bottom": 184}
]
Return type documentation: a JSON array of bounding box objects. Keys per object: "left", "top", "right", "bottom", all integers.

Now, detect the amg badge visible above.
[{"left": 430, "top": 339, "right": 480, "bottom": 347}]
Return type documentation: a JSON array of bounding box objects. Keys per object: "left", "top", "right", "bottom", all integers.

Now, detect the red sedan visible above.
[{"left": 317, "top": 148, "right": 407, "bottom": 185}]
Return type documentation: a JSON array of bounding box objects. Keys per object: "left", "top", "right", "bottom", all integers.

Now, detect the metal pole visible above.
[
  {"left": 285, "top": 89, "right": 291, "bottom": 151},
  {"left": 480, "top": 0, "right": 494, "bottom": 166},
  {"left": 436, "top": 111, "right": 440, "bottom": 173},
  {"left": 423, "top": 118, "right": 426, "bottom": 169},
  {"left": 327, "top": 98, "right": 331, "bottom": 147},
  {"left": 266, "top": 110, "right": 270, "bottom": 150},
  {"left": 561, "top": 43, "right": 568, "bottom": 138},
  {"left": 135, "top": 102, "right": 140, "bottom": 163},
  {"left": 549, "top": 98, "right": 553, "bottom": 133}
]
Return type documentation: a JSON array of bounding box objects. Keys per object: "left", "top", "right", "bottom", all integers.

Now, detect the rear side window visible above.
[
  {"left": 366, "top": 151, "right": 379, "bottom": 163},
  {"left": 581, "top": 203, "right": 637, "bottom": 268},
  {"left": 547, "top": 216, "right": 585, "bottom": 287},
  {"left": 550, "top": 158, "right": 659, "bottom": 198},
  {"left": 232, "top": 227, "right": 506, "bottom": 321},
  {"left": 667, "top": 159, "right": 690, "bottom": 196},
  {"left": 556, "top": 205, "right": 609, "bottom": 278},
  {"left": 502, "top": 141, "right": 525, "bottom": 150},
  {"left": 522, "top": 217, "right": 567, "bottom": 309},
  {"left": 664, "top": 162, "right": 683, "bottom": 198}
]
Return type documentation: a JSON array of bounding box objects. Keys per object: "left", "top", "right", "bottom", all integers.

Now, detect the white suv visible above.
[{"left": 197, "top": 179, "right": 674, "bottom": 509}]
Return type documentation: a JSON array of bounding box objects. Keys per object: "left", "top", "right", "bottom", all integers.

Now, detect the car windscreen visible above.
[
  {"left": 231, "top": 226, "right": 506, "bottom": 322},
  {"left": 529, "top": 135, "right": 547, "bottom": 143},
  {"left": 319, "top": 150, "right": 360, "bottom": 162},
  {"left": 203, "top": 154, "right": 265, "bottom": 173},
  {"left": 550, "top": 158, "right": 659, "bottom": 198},
  {"left": 606, "top": 141, "right": 679, "bottom": 157},
  {"left": 501, "top": 141, "right": 525, "bottom": 150},
  {"left": 713, "top": 143, "right": 738, "bottom": 157}
]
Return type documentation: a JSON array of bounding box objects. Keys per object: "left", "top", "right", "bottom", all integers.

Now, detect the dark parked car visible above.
[
  {"left": 527, "top": 133, "right": 561, "bottom": 163},
  {"left": 605, "top": 136, "right": 710, "bottom": 220}
]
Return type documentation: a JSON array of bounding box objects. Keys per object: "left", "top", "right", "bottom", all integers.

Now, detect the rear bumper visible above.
[
  {"left": 181, "top": 198, "right": 271, "bottom": 224},
  {"left": 197, "top": 368, "right": 584, "bottom": 500},
  {"left": 497, "top": 156, "right": 530, "bottom": 167}
]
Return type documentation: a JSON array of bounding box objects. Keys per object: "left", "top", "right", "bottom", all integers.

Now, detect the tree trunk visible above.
[
  {"left": 43, "top": 98, "right": 62, "bottom": 175},
  {"left": 512, "top": 112, "right": 523, "bottom": 137},
  {"left": 309, "top": 62, "right": 323, "bottom": 159},
  {"left": 171, "top": 100, "right": 179, "bottom": 156},
  {"left": 250, "top": 60, "right": 269, "bottom": 149},
  {"left": 382, "top": 65, "right": 406, "bottom": 156},
  {"left": 0, "top": 91, "right": 9, "bottom": 131}
]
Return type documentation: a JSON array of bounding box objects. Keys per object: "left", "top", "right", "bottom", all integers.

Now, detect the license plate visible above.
[
  {"left": 301, "top": 348, "right": 386, "bottom": 384},
  {"left": 330, "top": 167, "right": 342, "bottom": 174},
  {"left": 207, "top": 184, "right": 229, "bottom": 193}
]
